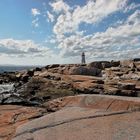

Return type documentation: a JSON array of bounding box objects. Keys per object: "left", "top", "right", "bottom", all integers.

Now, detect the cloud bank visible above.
[
  {"left": 48, "top": 0, "right": 140, "bottom": 61},
  {"left": 0, "top": 39, "right": 50, "bottom": 57}
]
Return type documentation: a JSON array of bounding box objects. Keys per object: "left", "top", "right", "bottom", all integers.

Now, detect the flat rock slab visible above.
[
  {"left": 0, "top": 105, "right": 47, "bottom": 140},
  {"left": 13, "top": 110, "right": 140, "bottom": 140},
  {"left": 12, "top": 95, "right": 140, "bottom": 140}
]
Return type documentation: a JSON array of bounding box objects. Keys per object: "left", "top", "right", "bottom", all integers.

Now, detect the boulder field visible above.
[{"left": 0, "top": 59, "right": 140, "bottom": 139}]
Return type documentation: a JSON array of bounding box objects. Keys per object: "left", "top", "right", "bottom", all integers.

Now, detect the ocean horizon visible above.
[{"left": 0, "top": 65, "right": 41, "bottom": 73}]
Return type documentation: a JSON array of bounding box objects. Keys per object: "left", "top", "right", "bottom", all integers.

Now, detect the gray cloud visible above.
[{"left": 0, "top": 39, "right": 50, "bottom": 57}]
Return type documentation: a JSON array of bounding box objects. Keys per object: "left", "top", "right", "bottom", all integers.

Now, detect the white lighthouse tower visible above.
[{"left": 81, "top": 52, "right": 86, "bottom": 64}]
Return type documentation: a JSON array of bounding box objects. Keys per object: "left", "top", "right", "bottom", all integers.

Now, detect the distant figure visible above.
[{"left": 81, "top": 52, "right": 86, "bottom": 64}]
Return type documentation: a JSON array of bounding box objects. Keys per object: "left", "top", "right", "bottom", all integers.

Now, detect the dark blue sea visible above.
[{"left": 0, "top": 65, "right": 37, "bottom": 73}]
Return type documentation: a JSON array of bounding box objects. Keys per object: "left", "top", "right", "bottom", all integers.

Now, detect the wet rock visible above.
[{"left": 2, "top": 95, "right": 25, "bottom": 104}]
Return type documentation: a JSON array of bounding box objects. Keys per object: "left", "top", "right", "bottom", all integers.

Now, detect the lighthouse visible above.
[{"left": 81, "top": 52, "right": 86, "bottom": 64}]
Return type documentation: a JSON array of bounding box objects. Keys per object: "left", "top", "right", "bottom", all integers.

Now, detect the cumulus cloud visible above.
[
  {"left": 53, "top": 0, "right": 127, "bottom": 38},
  {"left": 47, "top": 11, "right": 54, "bottom": 22},
  {"left": 0, "top": 39, "right": 50, "bottom": 57},
  {"left": 124, "top": 3, "right": 140, "bottom": 13},
  {"left": 31, "top": 8, "right": 40, "bottom": 16},
  {"left": 31, "top": 8, "right": 40, "bottom": 28},
  {"left": 28, "top": 0, "right": 140, "bottom": 63},
  {"left": 32, "top": 18, "right": 39, "bottom": 27},
  {"left": 49, "top": 0, "right": 70, "bottom": 13},
  {"left": 58, "top": 10, "right": 140, "bottom": 60}
]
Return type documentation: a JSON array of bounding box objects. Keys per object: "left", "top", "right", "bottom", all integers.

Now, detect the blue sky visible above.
[{"left": 0, "top": 0, "right": 140, "bottom": 65}]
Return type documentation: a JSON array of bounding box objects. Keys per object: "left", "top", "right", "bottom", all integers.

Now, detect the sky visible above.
[{"left": 0, "top": 0, "right": 140, "bottom": 65}]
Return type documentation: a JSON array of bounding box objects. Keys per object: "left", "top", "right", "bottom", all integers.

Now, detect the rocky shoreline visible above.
[{"left": 0, "top": 59, "right": 140, "bottom": 139}]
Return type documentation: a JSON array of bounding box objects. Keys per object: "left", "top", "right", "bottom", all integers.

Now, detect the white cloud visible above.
[
  {"left": 57, "top": 10, "right": 140, "bottom": 60},
  {"left": 72, "top": 0, "right": 127, "bottom": 24},
  {"left": 49, "top": 39, "right": 56, "bottom": 44},
  {"left": 53, "top": 0, "right": 128, "bottom": 38},
  {"left": 27, "top": 1, "right": 140, "bottom": 64},
  {"left": 0, "top": 38, "right": 68, "bottom": 65},
  {"left": 124, "top": 3, "right": 140, "bottom": 13},
  {"left": 31, "top": 8, "right": 40, "bottom": 28},
  {"left": 32, "top": 18, "right": 39, "bottom": 27},
  {"left": 0, "top": 39, "right": 50, "bottom": 57},
  {"left": 31, "top": 8, "right": 40, "bottom": 16},
  {"left": 47, "top": 11, "right": 54, "bottom": 22},
  {"left": 49, "top": 0, "right": 70, "bottom": 13},
  {"left": 127, "top": 10, "right": 140, "bottom": 25}
]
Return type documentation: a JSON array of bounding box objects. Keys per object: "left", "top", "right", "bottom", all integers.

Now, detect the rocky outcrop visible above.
[
  {"left": 88, "top": 61, "right": 120, "bottom": 69},
  {"left": 0, "top": 59, "right": 140, "bottom": 139},
  {"left": 0, "top": 105, "right": 47, "bottom": 140},
  {"left": 0, "top": 59, "right": 140, "bottom": 107},
  {"left": 69, "top": 66, "right": 102, "bottom": 76},
  {"left": 12, "top": 95, "right": 140, "bottom": 140}
]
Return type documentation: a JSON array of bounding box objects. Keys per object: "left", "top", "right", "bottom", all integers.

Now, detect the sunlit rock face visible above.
[
  {"left": 12, "top": 95, "right": 140, "bottom": 140},
  {"left": 0, "top": 59, "right": 140, "bottom": 139},
  {"left": 0, "top": 105, "right": 47, "bottom": 140}
]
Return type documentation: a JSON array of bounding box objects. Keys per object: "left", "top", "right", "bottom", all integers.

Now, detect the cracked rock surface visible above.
[
  {"left": 12, "top": 94, "right": 140, "bottom": 140},
  {"left": 0, "top": 105, "right": 47, "bottom": 140}
]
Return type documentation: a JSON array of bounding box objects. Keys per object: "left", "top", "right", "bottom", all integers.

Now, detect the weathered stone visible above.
[
  {"left": 2, "top": 95, "right": 25, "bottom": 104},
  {"left": 26, "top": 70, "right": 34, "bottom": 77},
  {"left": 34, "top": 67, "right": 42, "bottom": 71},
  {"left": 104, "top": 86, "right": 120, "bottom": 95},
  {"left": 133, "top": 58, "right": 140, "bottom": 62},
  {"left": 21, "top": 75, "right": 29, "bottom": 83},
  {"left": 88, "top": 61, "right": 104, "bottom": 69},
  {"left": 118, "top": 82, "right": 136, "bottom": 90},
  {"left": 120, "top": 60, "right": 135, "bottom": 69},
  {"left": 12, "top": 95, "right": 140, "bottom": 140},
  {"left": 119, "top": 90, "right": 136, "bottom": 96},
  {"left": 69, "top": 66, "right": 102, "bottom": 76},
  {"left": 111, "top": 60, "right": 120, "bottom": 67},
  {"left": 0, "top": 105, "right": 47, "bottom": 140},
  {"left": 48, "top": 64, "right": 60, "bottom": 69}
]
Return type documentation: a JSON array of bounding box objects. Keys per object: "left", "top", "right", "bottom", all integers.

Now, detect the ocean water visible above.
[{"left": 0, "top": 66, "right": 37, "bottom": 73}]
